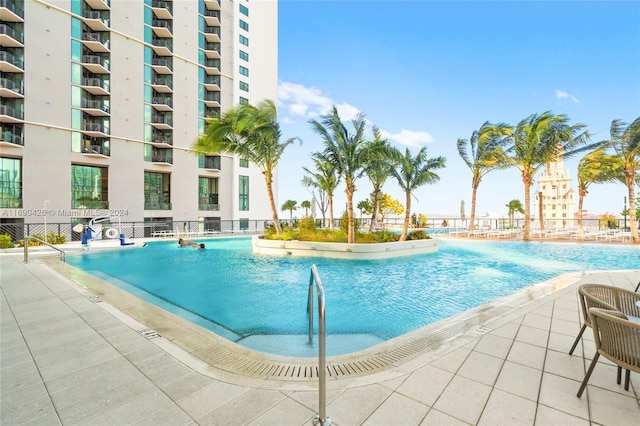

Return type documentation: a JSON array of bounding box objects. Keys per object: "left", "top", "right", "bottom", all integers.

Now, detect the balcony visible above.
[
  {"left": 83, "top": 10, "right": 110, "bottom": 31},
  {"left": 84, "top": 0, "right": 110, "bottom": 11},
  {"left": 0, "top": 0, "right": 24, "bottom": 22},
  {"left": 203, "top": 41, "right": 220, "bottom": 59},
  {"left": 203, "top": 26, "right": 220, "bottom": 43},
  {"left": 144, "top": 200, "right": 171, "bottom": 210},
  {"left": 149, "top": 131, "right": 172, "bottom": 146},
  {"left": 151, "top": 96, "right": 172, "bottom": 112},
  {"left": 201, "top": 155, "right": 221, "bottom": 170},
  {"left": 0, "top": 50, "right": 23, "bottom": 72},
  {"left": 204, "top": 107, "right": 220, "bottom": 118},
  {"left": 82, "top": 120, "right": 109, "bottom": 137},
  {"left": 81, "top": 139, "right": 110, "bottom": 157},
  {"left": 203, "top": 9, "right": 220, "bottom": 27},
  {"left": 0, "top": 197, "right": 21, "bottom": 208},
  {"left": 0, "top": 77, "right": 23, "bottom": 97},
  {"left": 151, "top": 1, "right": 172, "bottom": 19},
  {"left": 0, "top": 128, "right": 23, "bottom": 146},
  {"left": 82, "top": 54, "right": 110, "bottom": 73},
  {"left": 149, "top": 148, "right": 173, "bottom": 165},
  {"left": 151, "top": 56, "right": 172, "bottom": 74},
  {"left": 0, "top": 104, "right": 23, "bottom": 123},
  {"left": 0, "top": 23, "right": 23, "bottom": 47},
  {"left": 203, "top": 59, "right": 220, "bottom": 75},
  {"left": 199, "top": 195, "right": 220, "bottom": 211},
  {"left": 150, "top": 114, "right": 172, "bottom": 130},
  {"left": 151, "top": 76, "right": 172, "bottom": 93},
  {"left": 202, "top": 76, "right": 220, "bottom": 91},
  {"left": 82, "top": 31, "right": 110, "bottom": 53},
  {"left": 203, "top": 93, "right": 220, "bottom": 108},
  {"left": 203, "top": 0, "right": 221, "bottom": 11},
  {"left": 81, "top": 98, "right": 110, "bottom": 116},
  {"left": 72, "top": 199, "right": 109, "bottom": 210},
  {"left": 151, "top": 19, "right": 172, "bottom": 38},
  {"left": 151, "top": 37, "right": 172, "bottom": 55},
  {"left": 81, "top": 77, "right": 110, "bottom": 95}
]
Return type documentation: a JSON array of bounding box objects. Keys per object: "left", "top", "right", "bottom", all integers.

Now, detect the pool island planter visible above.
[{"left": 252, "top": 235, "right": 438, "bottom": 259}]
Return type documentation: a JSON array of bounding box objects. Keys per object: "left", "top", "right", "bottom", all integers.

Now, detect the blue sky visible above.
[{"left": 275, "top": 1, "right": 640, "bottom": 218}]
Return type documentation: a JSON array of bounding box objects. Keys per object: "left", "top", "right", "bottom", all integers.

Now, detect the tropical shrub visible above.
[
  {"left": 0, "top": 234, "right": 13, "bottom": 248},
  {"left": 407, "top": 230, "right": 430, "bottom": 240}
]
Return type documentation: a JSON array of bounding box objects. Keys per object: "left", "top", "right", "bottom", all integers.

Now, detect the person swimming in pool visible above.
[{"left": 179, "top": 239, "right": 205, "bottom": 250}]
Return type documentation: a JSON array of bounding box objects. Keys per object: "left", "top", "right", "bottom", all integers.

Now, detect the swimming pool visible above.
[{"left": 66, "top": 237, "right": 639, "bottom": 357}]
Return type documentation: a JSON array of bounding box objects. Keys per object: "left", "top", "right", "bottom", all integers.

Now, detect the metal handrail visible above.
[
  {"left": 308, "top": 264, "right": 331, "bottom": 426},
  {"left": 23, "top": 236, "right": 66, "bottom": 263}
]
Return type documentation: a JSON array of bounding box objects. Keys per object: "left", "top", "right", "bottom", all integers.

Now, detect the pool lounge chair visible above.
[
  {"left": 569, "top": 284, "right": 640, "bottom": 356},
  {"left": 577, "top": 307, "right": 640, "bottom": 397}
]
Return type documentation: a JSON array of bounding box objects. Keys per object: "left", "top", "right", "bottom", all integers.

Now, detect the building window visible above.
[
  {"left": 240, "top": 4, "right": 249, "bottom": 16},
  {"left": 239, "top": 65, "right": 249, "bottom": 77},
  {"left": 0, "top": 157, "right": 22, "bottom": 208},
  {"left": 240, "top": 158, "right": 249, "bottom": 167},
  {"left": 239, "top": 218, "right": 249, "bottom": 230},
  {"left": 239, "top": 81, "right": 249, "bottom": 92},
  {"left": 239, "top": 20, "right": 249, "bottom": 31},
  {"left": 239, "top": 35, "right": 249, "bottom": 46},
  {"left": 239, "top": 97, "right": 249, "bottom": 105},
  {"left": 144, "top": 171, "right": 171, "bottom": 210},
  {"left": 239, "top": 175, "right": 249, "bottom": 211},
  {"left": 198, "top": 177, "right": 219, "bottom": 211},
  {"left": 71, "top": 164, "right": 108, "bottom": 209},
  {"left": 239, "top": 50, "right": 249, "bottom": 61}
]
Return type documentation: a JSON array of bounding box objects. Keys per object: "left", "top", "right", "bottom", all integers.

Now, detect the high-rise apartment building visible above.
[
  {"left": 0, "top": 0, "right": 277, "bottom": 234},
  {"left": 534, "top": 156, "right": 576, "bottom": 229}
]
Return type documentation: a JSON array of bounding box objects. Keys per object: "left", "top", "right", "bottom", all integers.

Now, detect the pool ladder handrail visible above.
[
  {"left": 23, "top": 235, "right": 66, "bottom": 263},
  {"left": 308, "top": 264, "right": 331, "bottom": 426}
]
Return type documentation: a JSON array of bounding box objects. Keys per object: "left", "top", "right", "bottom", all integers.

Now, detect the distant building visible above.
[
  {"left": 533, "top": 156, "right": 575, "bottom": 228},
  {"left": 0, "top": 0, "right": 277, "bottom": 232}
]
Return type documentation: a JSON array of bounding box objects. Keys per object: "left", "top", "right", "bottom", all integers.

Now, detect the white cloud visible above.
[
  {"left": 278, "top": 81, "right": 360, "bottom": 122},
  {"left": 379, "top": 128, "right": 434, "bottom": 148},
  {"left": 555, "top": 90, "right": 579, "bottom": 103}
]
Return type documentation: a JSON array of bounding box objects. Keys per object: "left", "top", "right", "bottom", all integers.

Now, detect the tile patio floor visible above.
[{"left": 1, "top": 244, "right": 639, "bottom": 425}]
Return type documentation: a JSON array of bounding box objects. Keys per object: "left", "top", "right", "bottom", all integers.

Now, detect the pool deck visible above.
[{"left": 2, "top": 241, "right": 640, "bottom": 425}]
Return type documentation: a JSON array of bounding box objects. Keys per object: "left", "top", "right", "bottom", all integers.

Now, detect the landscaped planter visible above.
[{"left": 251, "top": 235, "right": 438, "bottom": 259}]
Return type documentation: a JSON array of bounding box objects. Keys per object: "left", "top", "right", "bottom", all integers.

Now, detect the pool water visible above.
[{"left": 66, "top": 237, "right": 639, "bottom": 357}]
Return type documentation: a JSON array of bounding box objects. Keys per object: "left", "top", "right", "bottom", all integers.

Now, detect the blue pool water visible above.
[{"left": 66, "top": 238, "right": 639, "bottom": 357}]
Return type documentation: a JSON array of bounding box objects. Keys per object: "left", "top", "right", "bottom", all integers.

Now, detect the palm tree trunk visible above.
[
  {"left": 369, "top": 189, "right": 379, "bottom": 232},
  {"left": 522, "top": 175, "right": 532, "bottom": 241},
  {"left": 400, "top": 191, "right": 411, "bottom": 241},
  {"left": 470, "top": 184, "right": 478, "bottom": 231},
  {"left": 328, "top": 195, "right": 334, "bottom": 230},
  {"left": 577, "top": 192, "right": 585, "bottom": 237},
  {"left": 345, "top": 185, "right": 355, "bottom": 243},
  {"left": 265, "top": 179, "right": 281, "bottom": 234},
  {"left": 626, "top": 175, "right": 639, "bottom": 243}
]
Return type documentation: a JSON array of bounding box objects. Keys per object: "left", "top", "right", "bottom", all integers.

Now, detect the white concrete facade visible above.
[{"left": 0, "top": 0, "right": 277, "bottom": 229}]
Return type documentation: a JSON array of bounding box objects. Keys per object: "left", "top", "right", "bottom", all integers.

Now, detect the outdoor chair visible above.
[
  {"left": 569, "top": 284, "right": 640, "bottom": 355},
  {"left": 576, "top": 307, "right": 640, "bottom": 398}
]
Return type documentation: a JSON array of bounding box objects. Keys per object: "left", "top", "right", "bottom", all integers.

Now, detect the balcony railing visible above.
[
  {"left": 0, "top": 104, "right": 23, "bottom": 119},
  {"left": 152, "top": 37, "right": 172, "bottom": 51},
  {"left": 152, "top": 155, "right": 173, "bottom": 164},
  {"left": 144, "top": 201, "right": 172, "bottom": 210},
  {"left": 201, "top": 156, "right": 221, "bottom": 170},
  {"left": 0, "top": 50, "right": 24, "bottom": 69},
  {"left": 204, "top": 59, "right": 220, "bottom": 69},
  {"left": 83, "top": 121, "right": 108, "bottom": 133},
  {"left": 0, "top": 23, "right": 23, "bottom": 43},
  {"left": 203, "top": 27, "right": 220, "bottom": 36},
  {"left": 82, "top": 98, "right": 109, "bottom": 112},
  {"left": 152, "top": 20, "right": 173, "bottom": 32},
  {"left": 152, "top": 76, "right": 172, "bottom": 87},
  {"left": 0, "top": 198, "right": 22, "bottom": 208},
  {"left": 81, "top": 142, "right": 110, "bottom": 155},
  {"left": 151, "top": 115, "right": 172, "bottom": 126},
  {"left": 82, "top": 77, "right": 110, "bottom": 91},
  {"left": 152, "top": 97, "right": 172, "bottom": 107},
  {"left": 152, "top": 0, "right": 172, "bottom": 13},
  {"left": 151, "top": 134, "right": 172, "bottom": 145},
  {"left": 0, "top": 0, "right": 25, "bottom": 18},
  {"left": 83, "top": 10, "right": 110, "bottom": 26},
  {"left": 198, "top": 203, "right": 220, "bottom": 211},
  {"left": 0, "top": 77, "right": 23, "bottom": 94},
  {"left": 82, "top": 54, "right": 110, "bottom": 70},
  {"left": 1, "top": 129, "right": 23, "bottom": 145},
  {"left": 82, "top": 32, "right": 110, "bottom": 48},
  {"left": 152, "top": 57, "right": 172, "bottom": 70},
  {"left": 72, "top": 199, "right": 109, "bottom": 209}
]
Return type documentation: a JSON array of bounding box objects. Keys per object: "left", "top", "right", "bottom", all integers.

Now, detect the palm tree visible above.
[
  {"left": 309, "top": 106, "right": 376, "bottom": 243},
  {"left": 501, "top": 112, "right": 597, "bottom": 241},
  {"left": 281, "top": 199, "right": 297, "bottom": 221},
  {"left": 357, "top": 199, "right": 372, "bottom": 221},
  {"left": 505, "top": 199, "right": 524, "bottom": 228},
  {"left": 302, "top": 157, "right": 340, "bottom": 229},
  {"left": 193, "top": 99, "right": 300, "bottom": 234},
  {"left": 300, "top": 200, "right": 311, "bottom": 216},
  {"left": 457, "top": 122, "right": 511, "bottom": 231},
  {"left": 389, "top": 147, "right": 446, "bottom": 241},
  {"left": 576, "top": 149, "right": 623, "bottom": 236},
  {"left": 364, "top": 127, "right": 394, "bottom": 232},
  {"left": 606, "top": 118, "right": 640, "bottom": 243}
]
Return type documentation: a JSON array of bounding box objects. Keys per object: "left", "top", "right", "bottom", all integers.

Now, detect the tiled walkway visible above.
[{"left": 1, "top": 247, "right": 639, "bottom": 425}]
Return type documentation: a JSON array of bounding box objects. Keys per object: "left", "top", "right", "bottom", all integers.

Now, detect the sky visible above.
[{"left": 274, "top": 0, "right": 640, "bottom": 219}]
